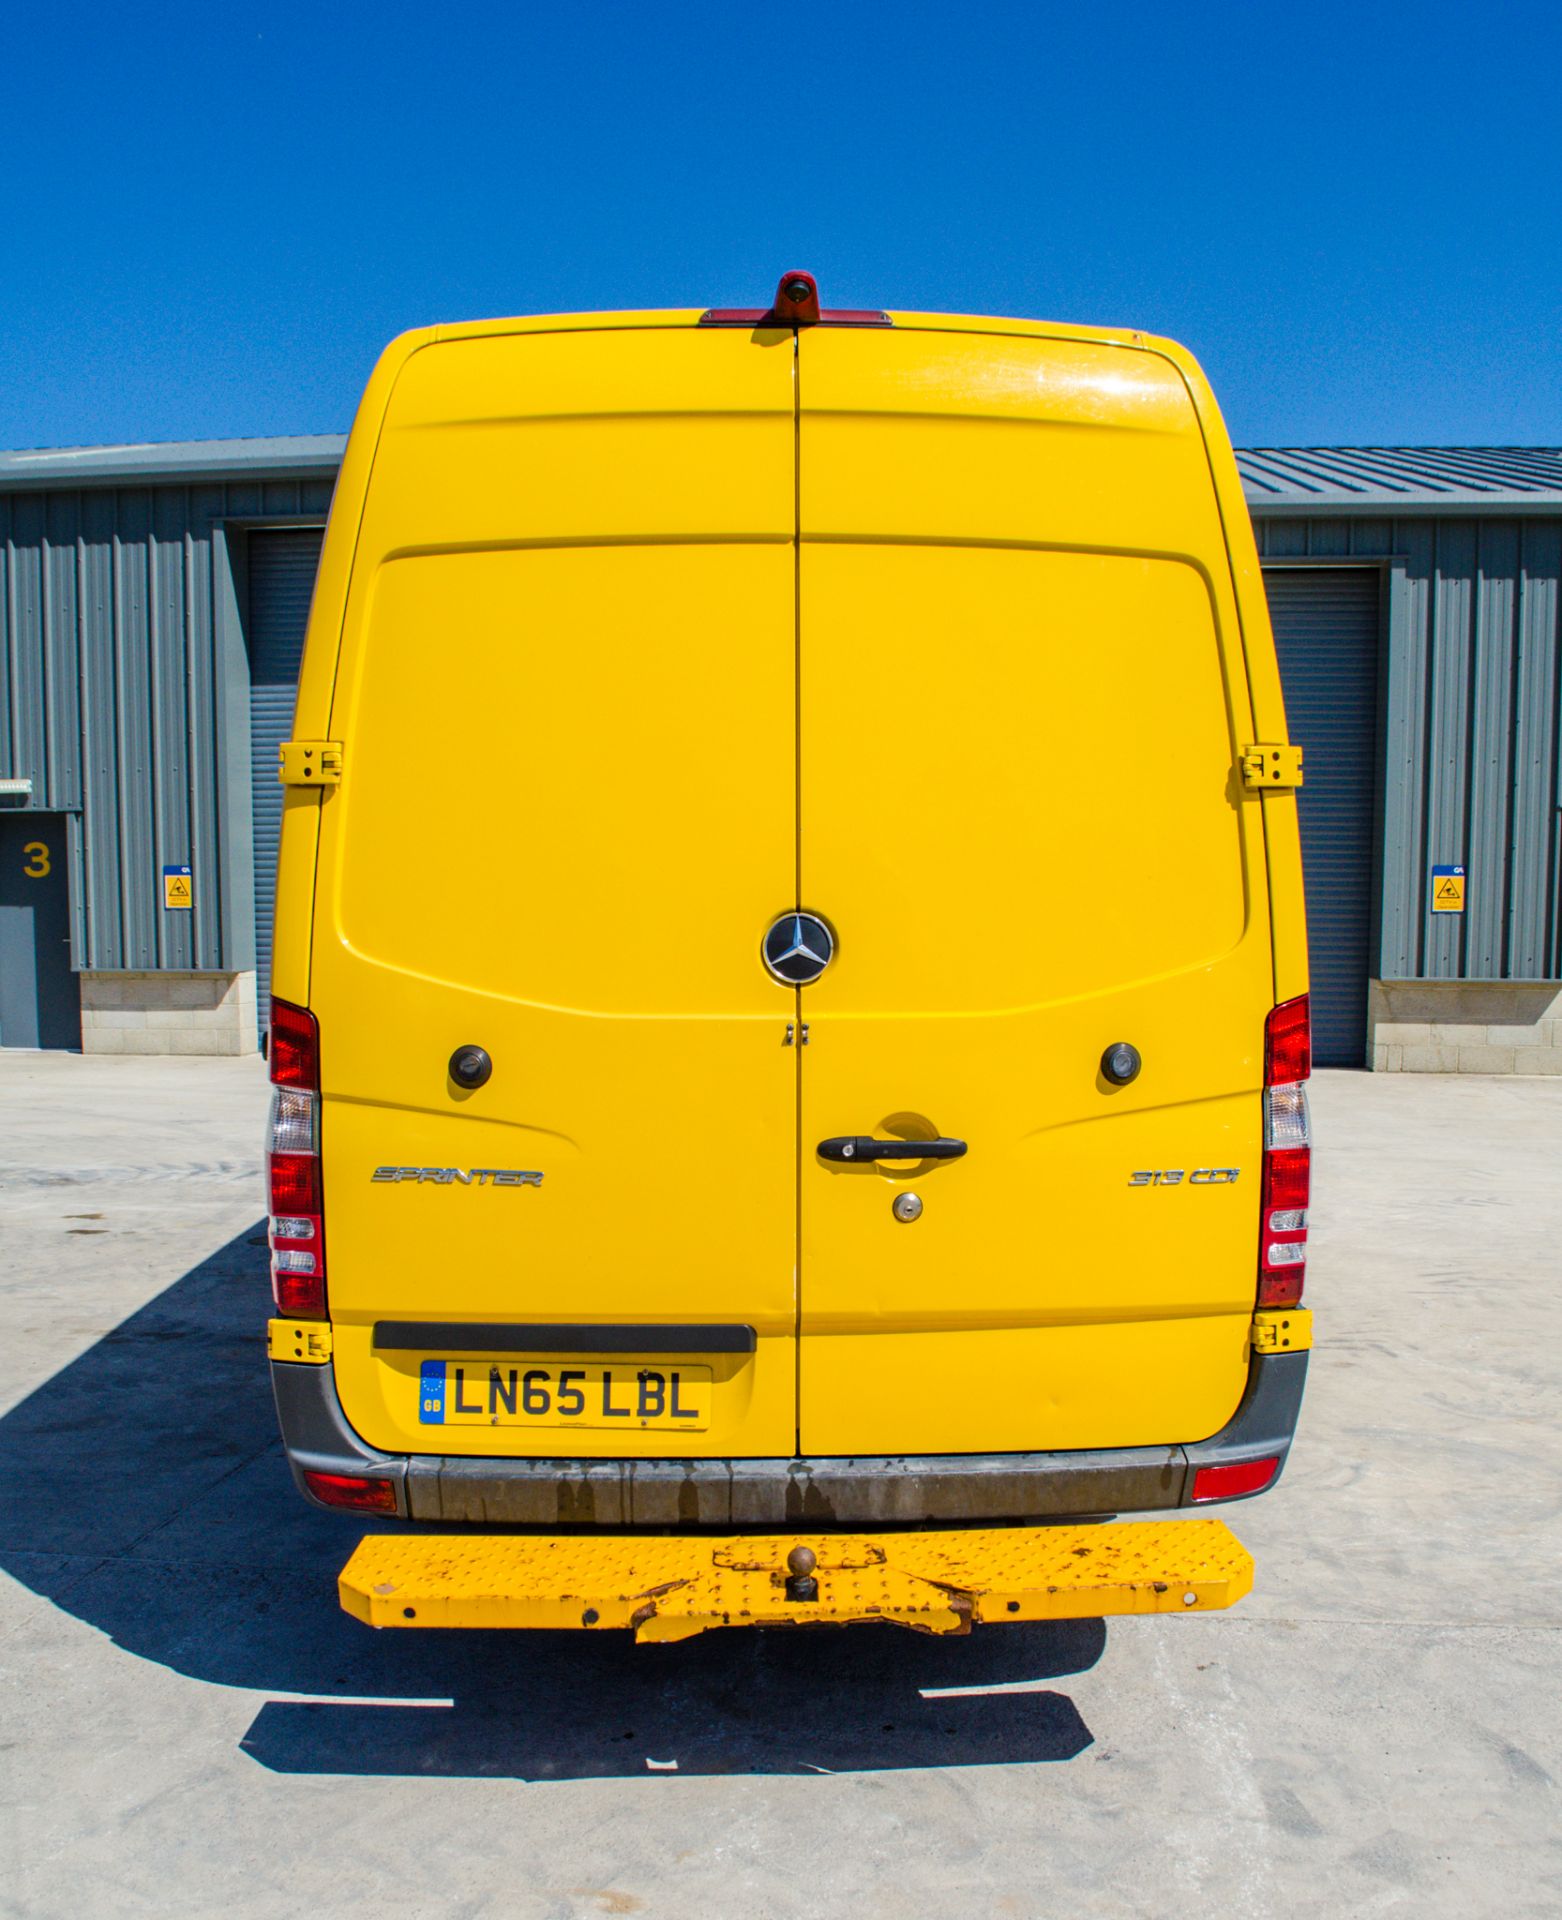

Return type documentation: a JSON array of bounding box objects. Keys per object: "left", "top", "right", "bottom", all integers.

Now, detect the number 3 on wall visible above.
[{"left": 23, "top": 841, "right": 50, "bottom": 879}]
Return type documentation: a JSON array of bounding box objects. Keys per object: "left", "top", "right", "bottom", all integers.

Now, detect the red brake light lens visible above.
[
  {"left": 1190, "top": 1456, "right": 1279, "bottom": 1504},
  {"left": 1264, "top": 994, "right": 1310, "bottom": 1087},
  {"left": 1263, "top": 1147, "right": 1310, "bottom": 1222},
  {"left": 302, "top": 1470, "right": 398, "bottom": 1514},
  {"left": 269, "top": 998, "right": 319, "bottom": 1090},
  {"left": 268, "top": 1151, "right": 321, "bottom": 1215}
]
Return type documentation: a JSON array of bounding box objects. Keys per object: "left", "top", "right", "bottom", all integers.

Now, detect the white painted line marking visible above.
[
  {"left": 917, "top": 1679, "right": 1059, "bottom": 1700},
  {"left": 261, "top": 1693, "right": 455, "bottom": 1709}
]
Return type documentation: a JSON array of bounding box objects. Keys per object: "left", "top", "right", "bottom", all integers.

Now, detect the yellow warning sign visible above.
[
  {"left": 162, "top": 865, "right": 193, "bottom": 910},
  {"left": 1431, "top": 865, "right": 1465, "bottom": 915}
]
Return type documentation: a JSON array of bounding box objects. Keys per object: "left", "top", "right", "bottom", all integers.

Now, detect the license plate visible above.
[{"left": 418, "top": 1358, "right": 713, "bottom": 1432}]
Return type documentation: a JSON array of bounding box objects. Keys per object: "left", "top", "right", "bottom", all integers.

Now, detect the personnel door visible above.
[{"left": 0, "top": 814, "right": 79, "bottom": 1049}]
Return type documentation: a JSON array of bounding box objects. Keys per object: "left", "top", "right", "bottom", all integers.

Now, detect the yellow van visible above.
[{"left": 265, "top": 274, "right": 1312, "bottom": 1641}]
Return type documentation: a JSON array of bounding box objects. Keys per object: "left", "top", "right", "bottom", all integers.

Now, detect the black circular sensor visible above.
[
  {"left": 1101, "top": 1041, "right": 1142, "bottom": 1086},
  {"left": 762, "top": 912, "right": 835, "bottom": 986},
  {"left": 449, "top": 1045, "right": 492, "bottom": 1089}
]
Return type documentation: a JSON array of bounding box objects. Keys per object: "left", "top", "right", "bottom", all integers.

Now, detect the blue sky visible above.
[{"left": 5, "top": 1, "right": 1560, "bottom": 451}]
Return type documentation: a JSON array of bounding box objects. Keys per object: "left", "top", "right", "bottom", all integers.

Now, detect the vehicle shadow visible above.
[{"left": 0, "top": 1224, "right": 1104, "bottom": 1780}]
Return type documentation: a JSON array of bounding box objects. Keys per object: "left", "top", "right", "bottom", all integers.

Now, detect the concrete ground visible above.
[{"left": 1, "top": 1056, "right": 1559, "bottom": 1919}]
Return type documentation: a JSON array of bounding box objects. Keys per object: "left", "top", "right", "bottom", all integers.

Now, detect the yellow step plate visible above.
[{"left": 339, "top": 1521, "right": 1253, "bottom": 1642}]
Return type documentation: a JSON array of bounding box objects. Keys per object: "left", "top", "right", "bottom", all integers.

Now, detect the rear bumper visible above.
[{"left": 271, "top": 1346, "right": 1308, "bottom": 1526}]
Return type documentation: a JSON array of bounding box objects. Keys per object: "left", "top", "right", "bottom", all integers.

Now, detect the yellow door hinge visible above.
[
  {"left": 268, "top": 1318, "right": 334, "bottom": 1364},
  {"left": 1241, "top": 743, "right": 1303, "bottom": 789},
  {"left": 1251, "top": 1308, "right": 1312, "bottom": 1354},
  {"left": 278, "top": 740, "right": 343, "bottom": 787}
]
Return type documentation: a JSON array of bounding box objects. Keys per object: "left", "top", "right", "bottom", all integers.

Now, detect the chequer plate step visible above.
[{"left": 339, "top": 1519, "right": 1253, "bottom": 1641}]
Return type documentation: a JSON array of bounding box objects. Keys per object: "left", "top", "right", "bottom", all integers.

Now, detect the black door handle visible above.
[{"left": 817, "top": 1136, "right": 968, "bottom": 1163}]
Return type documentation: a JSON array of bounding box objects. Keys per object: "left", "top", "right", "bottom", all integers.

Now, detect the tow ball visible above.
[{"left": 784, "top": 1545, "right": 819, "bottom": 1602}]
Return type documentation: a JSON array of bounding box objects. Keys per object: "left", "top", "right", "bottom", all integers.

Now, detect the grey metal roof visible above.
[
  {"left": 3, "top": 432, "right": 1562, "bottom": 514},
  {"left": 1236, "top": 446, "right": 1562, "bottom": 513},
  {"left": 0, "top": 434, "right": 346, "bottom": 490}
]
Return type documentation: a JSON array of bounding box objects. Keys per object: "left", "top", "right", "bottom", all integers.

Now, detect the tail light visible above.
[
  {"left": 1259, "top": 994, "right": 1310, "bottom": 1309},
  {"left": 267, "top": 998, "right": 325, "bottom": 1317}
]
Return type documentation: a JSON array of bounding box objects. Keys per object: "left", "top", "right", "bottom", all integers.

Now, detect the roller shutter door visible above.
[
  {"left": 1264, "top": 567, "right": 1380, "bottom": 1067},
  {"left": 248, "top": 529, "right": 324, "bottom": 1027}
]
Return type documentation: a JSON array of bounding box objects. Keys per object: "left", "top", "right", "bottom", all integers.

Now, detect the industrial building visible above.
[{"left": 1, "top": 436, "right": 1559, "bottom": 1071}]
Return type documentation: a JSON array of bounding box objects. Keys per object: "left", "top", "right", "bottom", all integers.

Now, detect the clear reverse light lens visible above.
[
  {"left": 1264, "top": 1083, "right": 1311, "bottom": 1152},
  {"left": 1268, "top": 1208, "right": 1308, "bottom": 1232},
  {"left": 269, "top": 1086, "right": 318, "bottom": 1155},
  {"left": 273, "top": 1248, "right": 318, "bottom": 1274},
  {"left": 1265, "top": 1240, "right": 1306, "bottom": 1267},
  {"left": 271, "top": 1216, "right": 315, "bottom": 1240}
]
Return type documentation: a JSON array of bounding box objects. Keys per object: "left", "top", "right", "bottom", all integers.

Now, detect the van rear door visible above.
[
  {"left": 795, "top": 325, "right": 1271, "bottom": 1456},
  {"left": 311, "top": 325, "right": 800, "bottom": 1459}
]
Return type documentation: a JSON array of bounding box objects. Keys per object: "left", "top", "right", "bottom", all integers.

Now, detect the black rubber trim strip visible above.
[{"left": 372, "top": 1321, "right": 758, "bottom": 1355}]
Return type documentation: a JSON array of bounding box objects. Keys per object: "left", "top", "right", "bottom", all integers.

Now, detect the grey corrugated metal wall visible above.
[
  {"left": 1264, "top": 569, "right": 1381, "bottom": 1065},
  {"left": 1257, "top": 517, "right": 1562, "bottom": 981},
  {"left": 247, "top": 530, "right": 325, "bottom": 1017},
  {"left": 0, "top": 481, "right": 332, "bottom": 972}
]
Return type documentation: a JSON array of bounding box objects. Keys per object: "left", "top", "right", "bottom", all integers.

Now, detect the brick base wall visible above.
[
  {"left": 1370, "top": 980, "right": 1562, "bottom": 1074},
  {"left": 79, "top": 971, "right": 258, "bottom": 1056}
]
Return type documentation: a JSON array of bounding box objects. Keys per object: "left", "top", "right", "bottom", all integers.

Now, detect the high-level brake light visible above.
[
  {"left": 267, "top": 998, "right": 326, "bottom": 1317},
  {"left": 1259, "top": 994, "right": 1310, "bottom": 1309},
  {"left": 700, "top": 268, "right": 891, "bottom": 328}
]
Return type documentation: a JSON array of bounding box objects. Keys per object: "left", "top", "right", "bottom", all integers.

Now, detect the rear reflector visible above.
[
  {"left": 268, "top": 998, "right": 326, "bottom": 1319},
  {"left": 1190, "top": 1456, "right": 1279, "bottom": 1504},
  {"left": 302, "top": 1470, "right": 398, "bottom": 1514}
]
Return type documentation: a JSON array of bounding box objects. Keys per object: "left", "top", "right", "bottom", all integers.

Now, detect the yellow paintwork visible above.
[
  {"left": 267, "top": 1318, "right": 333, "bottom": 1363},
  {"left": 302, "top": 324, "right": 799, "bottom": 1458},
  {"left": 1251, "top": 1308, "right": 1312, "bottom": 1353},
  {"left": 339, "top": 1518, "right": 1253, "bottom": 1639},
  {"left": 272, "top": 301, "right": 1308, "bottom": 1478},
  {"left": 795, "top": 324, "right": 1272, "bottom": 1453}
]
